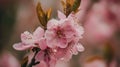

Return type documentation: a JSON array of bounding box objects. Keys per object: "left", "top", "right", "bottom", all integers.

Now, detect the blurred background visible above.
[{"left": 0, "top": 0, "right": 120, "bottom": 67}]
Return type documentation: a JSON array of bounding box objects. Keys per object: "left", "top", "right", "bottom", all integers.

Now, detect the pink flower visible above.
[
  {"left": 33, "top": 48, "right": 57, "bottom": 67},
  {"left": 45, "top": 11, "right": 84, "bottom": 61},
  {"left": 51, "top": 41, "right": 84, "bottom": 61},
  {"left": 0, "top": 51, "right": 20, "bottom": 67},
  {"left": 13, "top": 27, "right": 47, "bottom": 50},
  {"left": 83, "top": 59, "right": 107, "bottom": 67},
  {"left": 13, "top": 10, "right": 85, "bottom": 67},
  {"left": 27, "top": 52, "right": 49, "bottom": 67},
  {"left": 83, "top": 1, "right": 116, "bottom": 44},
  {"left": 45, "top": 11, "right": 84, "bottom": 48}
]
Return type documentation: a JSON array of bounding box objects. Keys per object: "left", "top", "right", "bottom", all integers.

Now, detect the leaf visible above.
[
  {"left": 61, "top": 0, "right": 66, "bottom": 15},
  {"left": 61, "top": 0, "right": 72, "bottom": 16},
  {"left": 36, "top": 2, "right": 46, "bottom": 26},
  {"left": 72, "top": 0, "right": 81, "bottom": 12},
  {"left": 66, "top": 0, "right": 74, "bottom": 6},
  {"left": 46, "top": 8, "right": 52, "bottom": 20},
  {"left": 61, "top": 0, "right": 81, "bottom": 16},
  {"left": 61, "top": 0, "right": 66, "bottom": 9},
  {"left": 36, "top": 2, "right": 52, "bottom": 29}
]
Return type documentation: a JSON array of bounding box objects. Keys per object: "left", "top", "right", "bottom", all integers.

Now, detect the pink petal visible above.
[
  {"left": 47, "top": 19, "right": 59, "bottom": 30},
  {"left": 76, "top": 43, "right": 84, "bottom": 52},
  {"left": 67, "top": 12, "right": 75, "bottom": 20},
  {"left": 70, "top": 45, "right": 78, "bottom": 55},
  {"left": 21, "top": 31, "right": 34, "bottom": 44},
  {"left": 53, "top": 48, "right": 66, "bottom": 59},
  {"left": 13, "top": 43, "right": 33, "bottom": 51},
  {"left": 46, "top": 37, "right": 58, "bottom": 48},
  {"left": 33, "top": 27, "right": 44, "bottom": 40},
  {"left": 45, "top": 31, "right": 57, "bottom": 48},
  {"left": 45, "top": 31, "right": 56, "bottom": 40},
  {"left": 57, "top": 38, "right": 68, "bottom": 48},
  {"left": 58, "top": 11, "right": 66, "bottom": 20},
  {"left": 49, "top": 57, "right": 56, "bottom": 67},
  {"left": 35, "top": 51, "right": 45, "bottom": 62},
  {"left": 37, "top": 38, "right": 47, "bottom": 50},
  {"left": 75, "top": 25, "right": 84, "bottom": 38},
  {"left": 61, "top": 20, "right": 75, "bottom": 38}
]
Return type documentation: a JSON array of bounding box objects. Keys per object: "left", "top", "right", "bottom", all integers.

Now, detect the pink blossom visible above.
[
  {"left": 27, "top": 51, "right": 48, "bottom": 67},
  {"left": 0, "top": 51, "right": 20, "bottom": 67},
  {"left": 45, "top": 11, "right": 84, "bottom": 48},
  {"left": 51, "top": 41, "right": 84, "bottom": 61},
  {"left": 45, "top": 11, "right": 84, "bottom": 61},
  {"left": 33, "top": 48, "right": 57, "bottom": 67},
  {"left": 13, "top": 27, "right": 47, "bottom": 50},
  {"left": 110, "top": 60, "right": 117, "bottom": 67},
  {"left": 13, "top": 10, "right": 85, "bottom": 67},
  {"left": 83, "top": 59, "right": 107, "bottom": 67},
  {"left": 83, "top": 1, "right": 116, "bottom": 44}
]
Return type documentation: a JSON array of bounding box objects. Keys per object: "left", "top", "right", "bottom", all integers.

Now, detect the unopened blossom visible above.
[{"left": 13, "top": 27, "right": 47, "bottom": 50}]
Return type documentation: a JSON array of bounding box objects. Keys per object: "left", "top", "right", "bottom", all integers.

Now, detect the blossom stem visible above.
[{"left": 27, "top": 47, "right": 41, "bottom": 67}]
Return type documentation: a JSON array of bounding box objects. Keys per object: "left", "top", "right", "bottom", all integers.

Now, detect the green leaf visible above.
[{"left": 72, "top": 0, "right": 81, "bottom": 12}]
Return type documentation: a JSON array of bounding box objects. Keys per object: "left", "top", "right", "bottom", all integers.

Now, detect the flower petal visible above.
[
  {"left": 37, "top": 38, "right": 47, "bottom": 50},
  {"left": 57, "top": 38, "right": 68, "bottom": 48},
  {"left": 47, "top": 19, "right": 59, "bottom": 30},
  {"left": 33, "top": 27, "right": 44, "bottom": 40},
  {"left": 61, "top": 20, "right": 75, "bottom": 39},
  {"left": 21, "top": 31, "right": 34, "bottom": 44},
  {"left": 13, "top": 43, "right": 33, "bottom": 51},
  {"left": 35, "top": 51, "right": 45, "bottom": 61},
  {"left": 75, "top": 25, "right": 84, "bottom": 38},
  {"left": 46, "top": 38, "right": 57, "bottom": 48},
  {"left": 45, "top": 31, "right": 57, "bottom": 48},
  {"left": 58, "top": 10, "right": 66, "bottom": 20},
  {"left": 76, "top": 43, "right": 84, "bottom": 52}
]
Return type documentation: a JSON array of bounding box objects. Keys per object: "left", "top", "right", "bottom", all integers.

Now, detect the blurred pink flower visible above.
[
  {"left": 110, "top": 60, "right": 117, "bottom": 67},
  {"left": 108, "top": 0, "right": 120, "bottom": 30},
  {"left": 13, "top": 27, "right": 47, "bottom": 50},
  {"left": 45, "top": 11, "right": 84, "bottom": 48},
  {"left": 0, "top": 52, "right": 20, "bottom": 67},
  {"left": 83, "top": 59, "right": 107, "bottom": 67},
  {"left": 84, "top": 1, "right": 116, "bottom": 44}
]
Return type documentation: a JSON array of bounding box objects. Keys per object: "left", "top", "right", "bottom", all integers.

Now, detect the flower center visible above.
[{"left": 56, "top": 29, "right": 65, "bottom": 38}]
